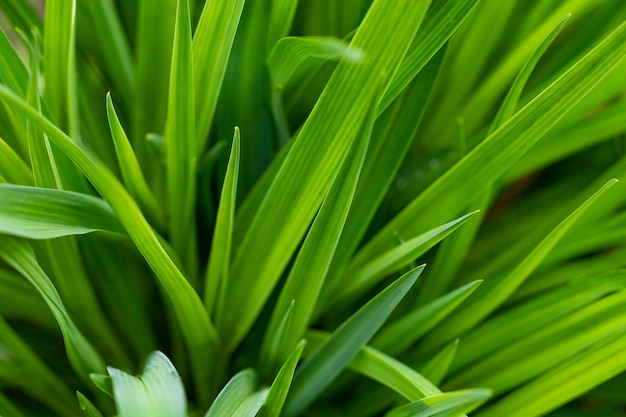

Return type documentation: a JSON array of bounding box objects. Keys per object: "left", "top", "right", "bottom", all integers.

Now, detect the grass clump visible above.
[{"left": 1, "top": 0, "right": 626, "bottom": 416}]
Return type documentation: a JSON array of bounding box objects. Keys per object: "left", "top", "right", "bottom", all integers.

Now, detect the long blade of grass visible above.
[
  {"left": 257, "top": 340, "right": 306, "bottom": 417},
  {"left": 379, "top": 0, "right": 480, "bottom": 113},
  {"left": 259, "top": 102, "right": 372, "bottom": 366},
  {"left": 385, "top": 389, "right": 491, "bottom": 417},
  {"left": 219, "top": 0, "right": 433, "bottom": 349},
  {"left": 446, "top": 288, "right": 626, "bottom": 394},
  {"left": 328, "top": 212, "right": 476, "bottom": 308},
  {"left": 0, "top": 184, "right": 124, "bottom": 238},
  {"left": 132, "top": 0, "right": 175, "bottom": 165},
  {"left": 106, "top": 93, "right": 164, "bottom": 230},
  {"left": 475, "top": 328, "right": 626, "bottom": 417},
  {"left": 421, "top": 179, "right": 618, "bottom": 350},
  {"left": 0, "top": 138, "right": 33, "bottom": 186},
  {"left": 420, "top": 339, "right": 459, "bottom": 386},
  {"left": 192, "top": 0, "right": 246, "bottom": 151},
  {"left": 204, "top": 369, "right": 258, "bottom": 417},
  {"left": 354, "top": 20, "right": 626, "bottom": 271},
  {"left": 0, "top": 84, "right": 219, "bottom": 397},
  {"left": 451, "top": 271, "right": 626, "bottom": 372},
  {"left": 373, "top": 281, "right": 480, "bottom": 356},
  {"left": 266, "top": 0, "right": 299, "bottom": 52},
  {"left": 0, "top": 316, "right": 78, "bottom": 416},
  {"left": 166, "top": 0, "right": 198, "bottom": 277},
  {"left": 76, "top": 392, "right": 105, "bottom": 417},
  {"left": 204, "top": 128, "right": 240, "bottom": 315},
  {"left": 82, "top": 0, "right": 134, "bottom": 96},
  {"left": 283, "top": 266, "right": 422, "bottom": 416},
  {"left": 0, "top": 237, "right": 105, "bottom": 377},
  {"left": 324, "top": 45, "right": 446, "bottom": 290}
]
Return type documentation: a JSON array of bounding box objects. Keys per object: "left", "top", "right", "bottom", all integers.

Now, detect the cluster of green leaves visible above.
[{"left": 1, "top": 0, "right": 626, "bottom": 416}]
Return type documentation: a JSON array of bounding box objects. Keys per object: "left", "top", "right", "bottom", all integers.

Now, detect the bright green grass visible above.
[{"left": 1, "top": 0, "right": 626, "bottom": 416}]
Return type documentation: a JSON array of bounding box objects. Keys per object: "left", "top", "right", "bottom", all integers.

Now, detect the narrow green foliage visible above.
[
  {"left": 1, "top": 1, "right": 626, "bottom": 416},
  {"left": 385, "top": 389, "right": 491, "bottom": 417},
  {"left": 284, "top": 266, "right": 422, "bottom": 416},
  {"left": 205, "top": 128, "right": 240, "bottom": 316},
  {"left": 106, "top": 93, "right": 164, "bottom": 230},
  {"left": 204, "top": 369, "right": 257, "bottom": 417},
  {"left": 257, "top": 340, "right": 306, "bottom": 417},
  {"left": 0, "top": 237, "right": 105, "bottom": 377}
]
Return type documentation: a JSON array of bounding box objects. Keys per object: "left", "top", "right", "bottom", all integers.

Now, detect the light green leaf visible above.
[
  {"left": 379, "top": 0, "right": 480, "bottom": 112},
  {"left": 476, "top": 329, "right": 626, "bottom": 417},
  {"left": 266, "top": 0, "right": 299, "bottom": 52},
  {"left": 421, "top": 179, "right": 618, "bottom": 350},
  {"left": 0, "top": 137, "right": 33, "bottom": 186},
  {"left": 267, "top": 36, "right": 363, "bottom": 90},
  {"left": 446, "top": 288, "right": 626, "bottom": 394},
  {"left": 0, "top": 184, "right": 125, "bottom": 239},
  {"left": 0, "top": 237, "right": 105, "bottom": 377},
  {"left": 0, "top": 84, "right": 219, "bottom": 399},
  {"left": 355, "top": 20, "right": 626, "bottom": 268},
  {"left": 283, "top": 266, "right": 422, "bottom": 416},
  {"left": 106, "top": 93, "right": 164, "bottom": 230},
  {"left": 260, "top": 103, "right": 373, "bottom": 365},
  {"left": 420, "top": 340, "right": 459, "bottom": 386},
  {"left": 205, "top": 128, "right": 240, "bottom": 316},
  {"left": 257, "top": 340, "right": 306, "bottom": 417},
  {"left": 373, "top": 281, "right": 479, "bottom": 356},
  {"left": 451, "top": 271, "right": 626, "bottom": 372},
  {"left": 219, "top": 0, "right": 433, "bottom": 350},
  {"left": 109, "top": 351, "right": 186, "bottom": 417},
  {"left": 385, "top": 389, "right": 491, "bottom": 417},
  {"left": 232, "top": 389, "right": 269, "bottom": 417},
  {"left": 192, "top": 0, "right": 246, "bottom": 151},
  {"left": 328, "top": 211, "right": 477, "bottom": 308},
  {"left": 165, "top": 0, "right": 198, "bottom": 276},
  {"left": 76, "top": 392, "right": 105, "bottom": 417},
  {"left": 204, "top": 369, "right": 258, "bottom": 417}
]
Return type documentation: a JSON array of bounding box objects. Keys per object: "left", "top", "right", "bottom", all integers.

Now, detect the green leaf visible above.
[
  {"left": 260, "top": 104, "right": 372, "bottom": 365},
  {"left": 446, "top": 287, "right": 626, "bottom": 394},
  {"left": 0, "top": 184, "right": 125, "bottom": 239},
  {"left": 373, "top": 281, "right": 480, "bottom": 356},
  {"left": 106, "top": 93, "right": 164, "bottom": 230},
  {"left": 488, "top": 13, "right": 571, "bottom": 133},
  {"left": 231, "top": 389, "right": 269, "bottom": 417},
  {"left": 165, "top": 0, "right": 198, "bottom": 276},
  {"left": 379, "top": 0, "right": 480, "bottom": 112},
  {"left": 266, "top": 0, "right": 300, "bottom": 52},
  {"left": 0, "top": 26, "right": 28, "bottom": 97},
  {"left": 0, "top": 84, "right": 219, "bottom": 399},
  {"left": 76, "top": 392, "right": 105, "bottom": 417},
  {"left": 328, "top": 211, "right": 477, "bottom": 308},
  {"left": 355, "top": 20, "right": 626, "bottom": 268},
  {"left": 420, "top": 340, "right": 459, "bottom": 386},
  {"left": 0, "top": 237, "right": 105, "bottom": 377},
  {"left": 192, "top": 0, "right": 246, "bottom": 151},
  {"left": 204, "top": 369, "right": 258, "bottom": 417},
  {"left": 0, "top": 137, "right": 33, "bottom": 186},
  {"left": 109, "top": 351, "right": 187, "bottom": 417},
  {"left": 90, "top": 374, "right": 114, "bottom": 397},
  {"left": 283, "top": 266, "right": 422, "bottom": 416},
  {"left": 82, "top": 0, "right": 134, "bottom": 96},
  {"left": 205, "top": 128, "right": 240, "bottom": 316},
  {"left": 267, "top": 36, "right": 363, "bottom": 90},
  {"left": 384, "top": 389, "right": 491, "bottom": 417},
  {"left": 421, "top": 179, "right": 618, "bottom": 351},
  {"left": 476, "top": 330, "right": 626, "bottom": 417},
  {"left": 257, "top": 340, "right": 306, "bottom": 417},
  {"left": 451, "top": 271, "right": 626, "bottom": 372},
  {"left": 219, "top": 0, "right": 433, "bottom": 349},
  {"left": 324, "top": 44, "right": 447, "bottom": 292}
]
